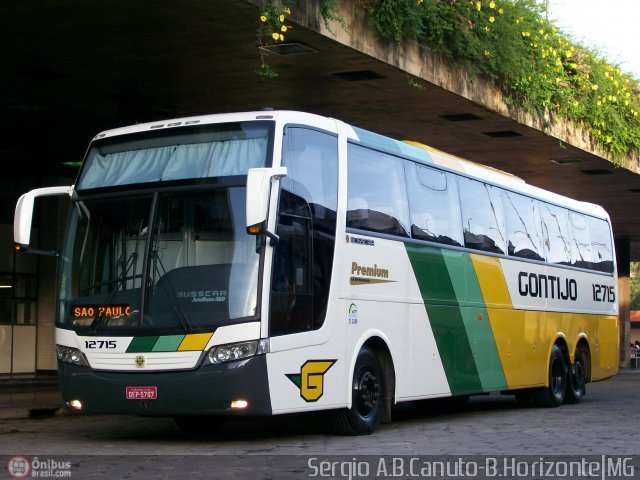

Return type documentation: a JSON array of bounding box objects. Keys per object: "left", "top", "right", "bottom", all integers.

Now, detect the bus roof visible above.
[{"left": 90, "top": 110, "right": 610, "bottom": 221}]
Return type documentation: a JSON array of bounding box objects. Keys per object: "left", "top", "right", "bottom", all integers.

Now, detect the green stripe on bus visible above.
[
  {"left": 405, "top": 244, "right": 483, "bottom": 395},
  {"left": 126, "top": 336, "right": 159, "bottom": 353},
  {"left": 442, "top": 250, "right": 507, "bottom": 391},
  {"left": 152, "top": 335, "right": 185, "bottom": 352}
]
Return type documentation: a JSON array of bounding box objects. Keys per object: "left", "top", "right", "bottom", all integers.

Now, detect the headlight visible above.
[
  {"left": 206, "top": 339, "right": 269, "bottom": 365},
  {"left": 56, "top": 345, "right": 89, "bottom": 367}
]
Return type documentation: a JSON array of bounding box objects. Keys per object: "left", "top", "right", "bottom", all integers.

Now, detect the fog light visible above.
[
  {"left": 68, "top": 399, "right": 83, "bottom": 410},
  {"left": 230, "top": 399, "right": 248, "bottom": 410}
]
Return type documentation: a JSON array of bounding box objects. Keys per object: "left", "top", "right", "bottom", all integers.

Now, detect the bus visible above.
[{"left": 13, "top": 110, "right": 619, "bottom": 435}]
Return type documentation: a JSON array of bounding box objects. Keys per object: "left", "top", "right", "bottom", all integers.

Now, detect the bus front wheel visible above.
[
  {"left": 331, "top": 346, "right": 385, "bottom": 435},
  {"left": 533, "top": 344, "right": 567, "bottom": 408}
]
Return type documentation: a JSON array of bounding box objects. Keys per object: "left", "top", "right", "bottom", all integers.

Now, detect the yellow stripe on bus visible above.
[
  {"left": 178, "top": 332, "right": 214, "bottom": 351},
  {"left": 470, "top": 254, "right": 618, "bottom": 386},
  {"left": 470, "top": 254, "right": 523, "bottom": 387}
]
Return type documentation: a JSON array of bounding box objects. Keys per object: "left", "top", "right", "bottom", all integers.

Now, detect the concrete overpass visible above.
[{"left": 1, "top": 0, "right": 638, "bottom": 372}]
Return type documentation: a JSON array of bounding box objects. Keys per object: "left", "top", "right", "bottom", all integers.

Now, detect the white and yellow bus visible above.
[{"left": 14, "top": 110, "right": 619, "bottom": 435}]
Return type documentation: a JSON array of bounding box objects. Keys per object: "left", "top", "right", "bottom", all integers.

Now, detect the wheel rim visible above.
[
  {"left": 354, "top": 368, "right": 379, "bottom": 418},
  {"left": 573, "top": 361, "right": 585, "bottom": 393},
  {"left": 550, "top": 358, "right": 565, "bottom": 399}
]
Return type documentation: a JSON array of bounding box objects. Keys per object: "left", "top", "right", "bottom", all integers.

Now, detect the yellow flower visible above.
[
  {"left": 272, "top": 32, "right": 279, "bottom": 40},
  {"left": 484, "top": 26, "right": 490, "bottom": 31},
  {"left": 260, "top": 15, "right": 267, "bottom": 22},
  {"left": 284, "top": 7, "right": 291, "bottom": 14},
  {"left": 279, "top": 33, "right": 284, "bottom": 41},
  {"left": 591, "top": 84, "right": 598, "bottom": 91},
  {"left": 489, "top": 16, "right": 495, "bottom": 22},
  {"left": 498, "top": 8, "right": 504, "bottom": 14},
  {"left": 279, "top": 14, "right": 285, "bottom": 22},
  {"left": 281, "top": 25, "right": 288, "bottom": 32},
  {"left": 484, "top": 49, "right": 491, "bottom": 56},
  {"left": 489, "top": 1, "right": 495, "bottom": 8},
  {"left": 573, "top": 101, "right": 579, "bottom": 107},
  {"left": 476, "top": 1, "right": 481, "bottom": 11}
]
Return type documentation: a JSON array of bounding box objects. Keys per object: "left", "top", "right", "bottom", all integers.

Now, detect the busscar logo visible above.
[
  {"left": 286, "top": 360, "right": 336, "bottom": 402},
  {"left": 135, "top": 355, "right": 145, "bottom": 368}
]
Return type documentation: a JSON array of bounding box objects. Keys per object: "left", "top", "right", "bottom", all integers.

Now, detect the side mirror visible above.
[
  {"left": 14, "top": 185, "right": 74, "bottom": 254},
  {"left": 245, "top": 167, "right": 287, "bottom": 244}
]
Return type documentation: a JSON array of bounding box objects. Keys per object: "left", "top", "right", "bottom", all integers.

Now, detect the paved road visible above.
[{"left": 1, "top": 373, "right": 638, "bottom": 479}]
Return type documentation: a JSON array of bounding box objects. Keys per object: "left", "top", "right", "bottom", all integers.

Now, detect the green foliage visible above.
[
  {"left": 256, "top": 1, "right": 296, "bottom": 78},
  {"left": 362, "top": 0, "right": 640, "bottom": 163},
  {"left": 256, "top": 0, "right": 345, "bottom": 78},
  {"left": 253, "top": 1, "right": 640, "bottom": 161}
]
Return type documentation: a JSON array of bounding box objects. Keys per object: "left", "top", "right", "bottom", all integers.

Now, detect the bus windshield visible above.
[
  {"left": 76, "top": 121, "right": 272, "bottom": 190},
  {"left": 59, "top": 187, "right": 260, "bottom": 333}
]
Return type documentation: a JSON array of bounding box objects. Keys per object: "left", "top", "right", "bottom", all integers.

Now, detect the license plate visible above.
[{"left": 125, "top": 386, "right": 157, "bottom": 400}]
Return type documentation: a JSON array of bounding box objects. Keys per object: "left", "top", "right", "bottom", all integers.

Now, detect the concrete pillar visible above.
[{"left": 615, "top": 238, "right": 630, "bottom": 369}]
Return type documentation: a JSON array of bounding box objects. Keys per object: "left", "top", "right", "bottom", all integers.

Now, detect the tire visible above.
[
  {"left": 331, "top": 347, "right": 385, "bottom": 435},
  {"left": 533, "top": 344, "right": 567, "bottom": 408},
  {"left": 564, "top": 349, "right": 586, "bottom": 404}
]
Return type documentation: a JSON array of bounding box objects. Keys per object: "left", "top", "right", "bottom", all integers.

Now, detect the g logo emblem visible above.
[
  {"left": 286, "top": 360, "right": 336, "bottom": 402},
  {"left": 135, "top": 355, "right": 145, "bottom": 368}
]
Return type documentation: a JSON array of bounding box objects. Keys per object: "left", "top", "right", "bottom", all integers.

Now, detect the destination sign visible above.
[{"left": 72, "top": 304, "right": 131, "bottom": 318}]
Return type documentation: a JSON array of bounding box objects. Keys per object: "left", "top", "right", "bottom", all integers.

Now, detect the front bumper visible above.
[{"left": 58, "top": 354, "right": 272, "bottom": 416}]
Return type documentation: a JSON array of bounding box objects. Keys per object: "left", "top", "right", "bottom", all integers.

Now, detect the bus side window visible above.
[
  {"left": 540, "top": 204, "right": 574, "bottom": 266},
  {"left": 503, "top": 191, "right": 544, "bottom": 261},
  {"left": 405, "top": 161, "right": 463, "bottom": 247},
  {"left": 588, "top": 217, "right": 614, "bottom": 273},
  {"left": 458, "top": 177, "right": 506, "bottom": 254},
  {"left": 270, "top": 126, "right": 338, "bottom": 336},
  {"left": 346, "top": 144, "right": 410, "bottom": 237},
  {"left": 569, "top": 211, "right": 593, "bottom": 269}
]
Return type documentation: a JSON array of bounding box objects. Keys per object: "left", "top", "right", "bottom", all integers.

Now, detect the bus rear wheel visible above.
[
  {"left": 533, "top": 344, "right": 567, "bottom": 408},
  {"left": 564, "top": 349, "right": 586, "bottom": 404},
  {"left": 331, "top": 346, "right": 385, "bottom": 436}
]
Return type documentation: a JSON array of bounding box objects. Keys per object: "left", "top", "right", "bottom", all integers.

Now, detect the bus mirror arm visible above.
[
  {"left": 262, "top": 227, "right": 279, "bottom": 246},
  {"left": 14, "top": 245, "right": 59, "bottom": 257}
]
